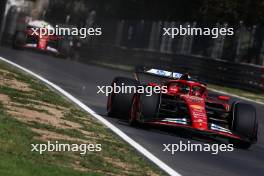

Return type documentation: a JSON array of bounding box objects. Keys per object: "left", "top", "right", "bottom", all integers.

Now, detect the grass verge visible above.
[{"left": 0, "top": 61, "right": 166, "bottom": 176}]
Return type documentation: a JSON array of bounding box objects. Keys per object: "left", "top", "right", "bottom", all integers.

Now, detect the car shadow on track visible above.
[{"left": 107, "top": 116, "right": 229, "bottom": 146}]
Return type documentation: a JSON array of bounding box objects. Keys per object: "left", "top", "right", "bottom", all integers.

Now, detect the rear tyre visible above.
[
  {"left": 229, "top": 102, "right": 258, "bottom": 149},
  {"left": 57, "top": 39, "right": 71, "bottom": 58},
  {"left": 107, "top": 77, "right": 139, "bottom": 118},
  {"left": 12, "top": 31, "right": 26, "bottom": 49}
]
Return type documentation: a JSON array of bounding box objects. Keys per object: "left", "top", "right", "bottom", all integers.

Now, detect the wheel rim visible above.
[
  {"left": 130, "top": 95, "right": 139, "bottom": 124},
  {"left": 107, "top": 92, "right": 113, "bottom": 114}
]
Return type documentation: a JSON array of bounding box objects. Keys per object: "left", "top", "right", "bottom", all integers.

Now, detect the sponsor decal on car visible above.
[{"left": 190, "top": 104, "right": 203, "bottom": 110}]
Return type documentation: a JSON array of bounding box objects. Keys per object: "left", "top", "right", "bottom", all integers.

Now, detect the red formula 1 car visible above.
[
  {"left": 107, "top": 67, "right": 258, "bottom": 149},
  {"left": 12, "top": 20, "right": 72, "bottom": 58}
]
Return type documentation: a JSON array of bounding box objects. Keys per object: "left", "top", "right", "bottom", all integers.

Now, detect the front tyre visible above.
[{"left": 229, "top": 102, "right": 258, "bottom": 149}]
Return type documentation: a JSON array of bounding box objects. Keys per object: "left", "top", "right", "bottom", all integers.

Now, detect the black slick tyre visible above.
[
  {"left": 107, "top": 77, "right": 139, "bottom": 118},
  {"left": 229, "top": 102, "right": 258, "bottom": 149}
]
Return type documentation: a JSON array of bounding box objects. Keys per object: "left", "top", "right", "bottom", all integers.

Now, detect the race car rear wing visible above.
[
  {"left": 134, "top": 66, "right": 207, "bottom": 86},
  {"left": 134, "top": 66, "right": 191, "bottom": 80}
]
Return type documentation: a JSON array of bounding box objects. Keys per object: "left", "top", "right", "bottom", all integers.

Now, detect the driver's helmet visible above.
[
  {"left": 193, "top": 90, "right": 201, "bottom": 97},
  {"left": 179, "top": 84, "right": 190, "bottom": 94},
  {"left": 179, "top": 73, "right": 190, "bottom": 80}
]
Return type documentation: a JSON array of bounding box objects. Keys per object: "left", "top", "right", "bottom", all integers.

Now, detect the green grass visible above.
[
  {"left": 0, "top": 61, "right": 166, "bottom": 176},
  {"left": 0, "top": 114, "right": 96, "bottom": 176}
]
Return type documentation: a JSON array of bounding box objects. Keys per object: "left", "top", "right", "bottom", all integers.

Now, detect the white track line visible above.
[
  {"left": 0, "top": 56, "right": 181, "bottom": 176},
  {"left": 208, "top": 88, "right": 264, "bottom": 106}
]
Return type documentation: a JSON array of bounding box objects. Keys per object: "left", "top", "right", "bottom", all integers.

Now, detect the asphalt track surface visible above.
[{"left": 0, "top": 47, "right": 263, "bottom": 176}]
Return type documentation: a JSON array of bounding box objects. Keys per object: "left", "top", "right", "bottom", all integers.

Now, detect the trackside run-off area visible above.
[{"left": 0, "top": 61, "right": 166, "bottom": 176}]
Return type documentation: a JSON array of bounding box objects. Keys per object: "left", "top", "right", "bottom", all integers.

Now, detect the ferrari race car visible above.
[
  {"left": 12, "top": 20, "right": 72, "bottom": 58},
  {"left": 107, "top": 67, "right": 258, "bottom": 149}
]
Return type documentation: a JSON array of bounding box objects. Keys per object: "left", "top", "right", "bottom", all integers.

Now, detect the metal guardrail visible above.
[
  {"left": 1, "top": 5, "right": 263, "bottom": 92},
  {"left": 0, "top": 0, "right": 8, "bottom": 43},
  {"left": 96, "top": 20, "right": 264, "bottom": 66},
  {"left": 79, "top": 44, "right": 264, "bottom": 92}
]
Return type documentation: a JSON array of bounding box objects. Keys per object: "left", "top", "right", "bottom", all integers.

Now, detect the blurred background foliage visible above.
[{"left": 45, "top": 0, "right": 264, "bottom": 25}]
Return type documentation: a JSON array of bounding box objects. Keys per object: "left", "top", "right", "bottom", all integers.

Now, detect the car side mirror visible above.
[
  {"left": 218, "top": 95, "right": 230, "bottom": 101},
  {"left": 168, "top": 85, "right": 179, "bottom": 94}
]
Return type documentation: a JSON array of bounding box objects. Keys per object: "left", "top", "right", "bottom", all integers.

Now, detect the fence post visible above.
[
  {"left": 180, "top": 22, "right": 191, "bottom": 54},
  {"left": 218, "top": 23, "right": 228, "bottom": 59},
  {"left": 148, "top": 21, "right": 156, "bottom": 50},
  {"left": 186, "top": 22, "right": 196, "bottom": 55},
  {"left": 167, "top": 21, "right": 175, "bottom": 53},
  {"left": 235, "top": 21, "right": 244, "bottom": 62},
  {"left": 154, "top": 21, "right": 162, "bottom": 51},
  {"left": 259, "top": 28, "right": 264, "bottom": 66},
  {"left": 160, "top": 21, "right": 169, "bottom": 53},
  {"left": 115, "top": 20, "right": 124, "bottom": 47},
  {"left": 0, "top": 0, "right": 8, "bottom": 43},
  {"left": 210, "top": 23, "right": 227, "bottom": 59},
  {"left": 138, "top": 19, "right": 145, "bottom": 48}
]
